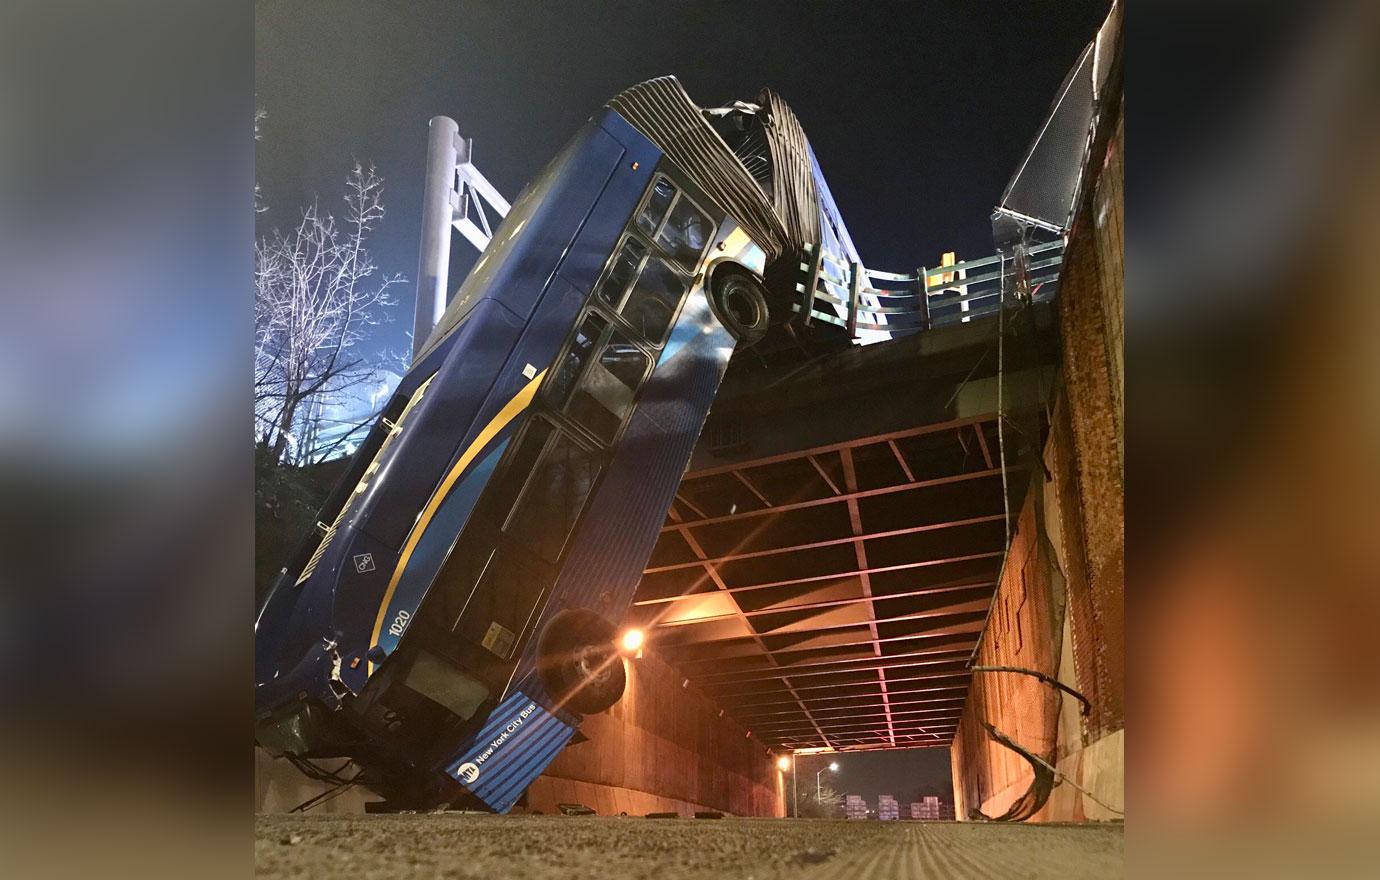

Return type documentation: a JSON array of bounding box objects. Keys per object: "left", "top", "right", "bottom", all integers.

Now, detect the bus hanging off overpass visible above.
[{"left": 256, "top": 2, "right": 1123, "bottom": 854}]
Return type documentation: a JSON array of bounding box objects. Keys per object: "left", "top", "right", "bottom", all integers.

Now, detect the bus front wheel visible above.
[
  {"left": 536, "top": 608, "right": 627, "bottom": 715},
  {"left": 711, "top": 269, "right": 770, "bottom": 347}
]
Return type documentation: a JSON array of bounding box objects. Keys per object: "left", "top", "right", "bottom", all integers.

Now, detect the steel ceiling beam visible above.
[
  {"left": 717, "top": 673, "right": 977, "bottom": 706},
  {"left": 752, "top": 718, "right": 961, "bottom": 739},
  {"left": 720, "top": 687, "right": 972, "bottom": 714},
  {"left": 887, "top": 439, "right": 917, "bottom": 483},
  {"left": 647, "top": 582, "right": 994, "bottom": 630},
  {"left": 636, "top": 553, "right": 1004, "bottom": 605},
  {"left": 696, "top": 646, "right": 975, "bottom": 684},
  {"left": 717, "top": 678, "right": 972, "bottom": 707},
  {"left": 838, "top": 445, "right": 896, "bottom": 746},
  {"left": 674, "top": 520, "right": 832, "bottom": 748},
  {"left": 750, "top": 707, "right": 963, "bottom": 731},
  {"left": 973, "top": 422, "right": 994, "bottom": 468},
  {"left": 673, "top": 491, "right": 708, "bottom": 520},
  {"left": 785, "top": 735, "right": 954, "bottom": 750},
  {"left": 730, "top": 468, "right": 772, "bottom": 507},
  {"left": 662, "top": 466, "right": 1004, "bottom": 533},
  {"left": 730, "top": 686, "right": 971, "bottom": 710},
  {"left": 807, "top": 454, "right": 842, "bottom": 495},
  {"left": 655, "top": 605, "right": 990, "bottom": 647},
  {"left": 739, "top": 711, "right": 966, "bottom": 728},
  {"left": 664, "top": 627, "right": 981, "bottom": 668},
  {"left": 762, "top": 728, "right": 959, "bottom": 748},
  {"left": 678, "top": 414, "right": 993, "bottom": 480},
  {"left": 644, "top": 513, "right": 1006, "bottom": 574}
]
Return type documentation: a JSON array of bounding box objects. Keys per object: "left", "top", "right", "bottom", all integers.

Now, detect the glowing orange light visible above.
[
  {"left": 620, "top": 629, "right": 645, "bottom": 654},
  {"left": 776, "top": 756, "right": 791, "bottom": 771}
]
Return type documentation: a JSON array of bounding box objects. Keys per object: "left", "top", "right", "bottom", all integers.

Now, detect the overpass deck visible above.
[{"left": 631, "top": 301, "right": 1060, "bottom": 751}]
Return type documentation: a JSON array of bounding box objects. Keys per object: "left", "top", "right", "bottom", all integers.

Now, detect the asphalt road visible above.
[{"left": 256, "top": 814, "right": 1124, "bottom": 879}]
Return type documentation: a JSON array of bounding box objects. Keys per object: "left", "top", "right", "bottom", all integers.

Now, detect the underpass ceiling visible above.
[
  {"left": 630, "top": 414, "right": 1013, "bottom": 751},
  {"left": 628, "top": 304, "right": 1057, "bottom": 752}
]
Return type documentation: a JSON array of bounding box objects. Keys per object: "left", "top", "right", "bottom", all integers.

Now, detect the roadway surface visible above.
[{"left": 256, "top": 814, "right": 1123, "bottom": 879}]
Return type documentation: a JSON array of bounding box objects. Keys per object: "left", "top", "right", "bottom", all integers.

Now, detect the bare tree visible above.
[
  {"left": 254, "top": 106, "right": 268, "bottom": 214},
  {"left": 255, "top": 162, "right": 404, "bottom": 466},
  {"left": 796, "top": 783, "right": 845, "bottom": 819}
]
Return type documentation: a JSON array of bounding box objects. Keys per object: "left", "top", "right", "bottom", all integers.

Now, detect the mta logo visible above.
[{"left": 457, "top": 762, "right": 480, "bottom": 785}]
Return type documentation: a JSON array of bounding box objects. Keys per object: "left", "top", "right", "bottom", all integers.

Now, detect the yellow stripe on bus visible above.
[{"left": 368, "top": 369, "right": 547, "bottom": 671}]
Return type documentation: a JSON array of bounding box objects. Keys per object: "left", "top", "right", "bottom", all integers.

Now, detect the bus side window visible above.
[
  {"left": 595, "top": 236, "right": 647, "bottom": 311},
  {"left": 504, "top": 430, "right": 603, "bottom": 562},
  {"left": 635, "top": 177, "right": 675, "bottom": 238},
  {"left": 481, "top": 418, "right": 555, "bottom": 524},
  {"left": 549, "top": 313, "right": 608, "bottom": 408},
  {"left": 655, "top": 196, "right": 712, "bottom": 270},
  {"left": 621, "top": 258, "right": 683, "bottom": 346},
  {"left": 564, "top": 327, "right": 649, "bottom": 444}
]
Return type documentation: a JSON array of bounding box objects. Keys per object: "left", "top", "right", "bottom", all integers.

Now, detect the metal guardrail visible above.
[{"left": 793, "top": 238, "right": 1065, "bottom": 340}]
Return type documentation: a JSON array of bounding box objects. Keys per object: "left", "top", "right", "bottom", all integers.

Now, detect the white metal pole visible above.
[{"left": 412, "top": 116, "right": 459, "bottom": 360}]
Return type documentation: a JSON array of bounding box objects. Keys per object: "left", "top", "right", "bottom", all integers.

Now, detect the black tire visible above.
[
  {"left": 710, "top": 269, "right": 770, "bottom": 347},
  {"left": 536, "top": 608, "right": 627, "bottom": 715}
]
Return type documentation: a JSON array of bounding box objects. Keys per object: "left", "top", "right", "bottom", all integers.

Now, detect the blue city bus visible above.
[{"left": 254, "top": 77, "right": 848, "bottom": 811}]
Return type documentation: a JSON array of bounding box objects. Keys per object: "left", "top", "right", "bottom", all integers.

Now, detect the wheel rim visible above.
[
  {"left": 574, "top": 644, "right": 612, "bottom": 687},
  {"left": 723, "top": 281, "right": 763, "bottom": 330}
]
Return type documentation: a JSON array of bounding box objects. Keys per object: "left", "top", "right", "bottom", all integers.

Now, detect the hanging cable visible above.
[
  {"left": 966, "top": 251, "right": 1015, "bottom": 668},
  {"left": 997, "top": 253, "right": 1011, "bottom": 551}
]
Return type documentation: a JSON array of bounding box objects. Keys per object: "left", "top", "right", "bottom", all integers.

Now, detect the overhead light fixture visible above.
[
  {"left": 619, "top": 629, "right": 644, "bottom": 657},
  {"left": 776, "top": 756, "right": 791, "bottom": 771}
]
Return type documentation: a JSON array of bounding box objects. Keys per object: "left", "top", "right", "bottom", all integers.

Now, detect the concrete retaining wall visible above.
[
  {"left": 256, "top": 650, "right": 784, "bottom": 816},
  {"left": 532, "top": 649, "right": 785, "bottom": 817}
]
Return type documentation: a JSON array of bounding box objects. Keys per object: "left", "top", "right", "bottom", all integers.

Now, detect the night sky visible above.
[
  {"left": 792, "top": 747, "right": 954, "bottom": 810},
  {"left": 255, "top": 0, "right": 1109, "bottom": 361},
  {"left": 255, "top": 0, "right": 1107, "bottom": 796}
]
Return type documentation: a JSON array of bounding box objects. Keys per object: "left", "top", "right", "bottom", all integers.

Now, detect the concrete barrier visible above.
[{"left": 255, "top": 650, "right": 785, "bottom": 816}]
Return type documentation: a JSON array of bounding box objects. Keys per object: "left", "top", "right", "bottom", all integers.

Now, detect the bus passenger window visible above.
[
  {"left": 481, "top": 418, "right": 554, "bottom": 523},
  {"left": 565, "top": 328, "right": 649, "bottom": 444},
  {"left": 635, "top": 178, "right": 676, "bottom": 238},
  {"left": 621, "top": 258, "right": 683, "bottom": 345},
  {"left": 504, "top": 430, "right": 602, "bottom": 562},
  {"left": 549, "top": 313, "right": 608, "bottom": 409},
  {"left": 595, "top": 237, "right": 647, "bottom": 310},
  {"left": 655, "top": 196, "right": 712, "bottom": 270}
]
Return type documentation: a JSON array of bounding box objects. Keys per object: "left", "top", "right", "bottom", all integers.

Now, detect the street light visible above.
[{"left": 817, "top": 760, "right": 839, "bottom": 803}]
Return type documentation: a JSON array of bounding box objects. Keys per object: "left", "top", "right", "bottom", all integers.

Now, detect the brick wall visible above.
[
  {"left": 950, "top": 105, "right": 1124, "bottom": 821},
  {"left": 1058, "top": 110, "right": 1125, "bottom": 740},
  {"left": 950, "top": 483, "right": 1061, "bottom": 818}
]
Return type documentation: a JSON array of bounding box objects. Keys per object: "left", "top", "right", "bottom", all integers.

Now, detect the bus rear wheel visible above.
[
  {"left": 536, "top": 608, "right": 627, "bottom": 715},
  {"left": 711, "top": 269, "right": 770, "bottom": 347}
]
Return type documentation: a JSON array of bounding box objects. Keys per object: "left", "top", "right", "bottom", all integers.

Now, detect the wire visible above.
[
  {"left": 972, "top": 665, "right": 1092, "bottom": 716},
  {"left": 1023, "top": 745, "right": 1126, "bottom": 816},
  {"left": 997, "top": 257, "right": 1011, "bottom": 552},
  {"left": 289, "top": 769, "right": 365, "bottom": 813},
  {"left": 286, "top": 755, "right": 356, "bottom": 787},
  {"left": 965, "top": 255, "right": 1014, "bottom": 667}
]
